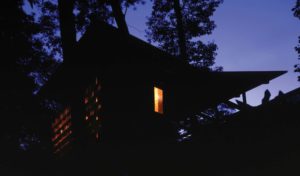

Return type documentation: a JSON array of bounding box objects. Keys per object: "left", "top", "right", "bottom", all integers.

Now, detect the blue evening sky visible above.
[
  {"left": 126, "top": 0, "right": 300, "bottom": 106},
  {"left": 24, "top": 0, "right": 300, "bottom": 105}
]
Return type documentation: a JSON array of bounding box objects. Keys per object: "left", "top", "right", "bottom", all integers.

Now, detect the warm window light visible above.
[{"left": 154, "top": 87, "right": 163, "bottom": 114}]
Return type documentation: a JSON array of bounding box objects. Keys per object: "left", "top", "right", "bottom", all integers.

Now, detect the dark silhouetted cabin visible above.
[{"left": 38, "top": 21, "right": 286, "bottom": 157}]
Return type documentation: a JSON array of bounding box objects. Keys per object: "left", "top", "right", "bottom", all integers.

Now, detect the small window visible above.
[{"left": 154, "top": 87, "right": 163, "bottom": 114}]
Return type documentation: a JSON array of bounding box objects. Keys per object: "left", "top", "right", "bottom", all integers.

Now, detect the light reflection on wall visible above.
[
  {"left": 52, "top": 107, "right": 72, "bottom": 154},
  {"left": 84, "top": 77, "right": 102, "bottom": 141}
]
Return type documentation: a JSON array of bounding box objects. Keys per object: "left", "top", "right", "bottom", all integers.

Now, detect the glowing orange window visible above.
[{"left": 154, "top": 87, "right": 163, "bottom": 114}]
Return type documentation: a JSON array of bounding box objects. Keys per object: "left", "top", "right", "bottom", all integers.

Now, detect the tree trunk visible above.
[
  {"left": 110, "top": 0, "right": 129, "bottom": 34},
  {"left": 173, "top": 0, "right": 188, "bottom": 61},
  {"left": 58, "top": 0, "right": 76, "bottom": 63}
]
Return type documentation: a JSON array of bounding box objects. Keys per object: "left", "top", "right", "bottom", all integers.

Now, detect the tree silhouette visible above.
[
  {"left": 58, "top": 0, "right": 76, "bottom": 62},
  {"left": 146, "top": 0, "right": 223, "bottom": 70},
  {"left": 0, "top": 0, "right": 59, "bottom": 88},
  {"left": 110, "top": 0, "right": 129, "bottom": 33},
  {"left": 36, "top": 0, "right": 145, "bottom": 63},
  {"left": 75, "top": 0, "right": 145, "bottom": 33},
  {"left": 15, "top": 0, "right": 145, "bottom": 86},
  {"left": 173, "top": 0, "right": 188, "bottom": 60},
  {"left": 293, "top": 0, "right": 300, "bottom": 81},
  {"left": 0, "top": 0, "right": 52, "bottom": 166}
]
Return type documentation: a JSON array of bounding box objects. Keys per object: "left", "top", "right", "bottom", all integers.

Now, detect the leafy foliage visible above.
[
  {"left": 293, "top": 0, "right": 300, "bottom": 80},
  {"left": 21, "top": 0, "right": 145, "bottom": 87},
  {"left": 293, "top": 0, "right": 300, "bottom": 18},
  {"left": 72, "top": 0, "right": 145, "bottom": 36},
  {"left": 0, "top": 0, "right": 62, "bottom": 91},
  {"left": 0, "top": 0, "right": 45, "bottom": 160},
  {"left": 73, "top": 0, "right": 113, "bottom": 36},
  {"left": 1, "top": 0, "right": 56, "bottom": 83},
  {"left": 146, "top": 0, "right": 223, "bottom": 70}
]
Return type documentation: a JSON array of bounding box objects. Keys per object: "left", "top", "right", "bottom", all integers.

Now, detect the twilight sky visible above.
[{"left": 126, "top": 0, "right": 300, "bottom": 106}]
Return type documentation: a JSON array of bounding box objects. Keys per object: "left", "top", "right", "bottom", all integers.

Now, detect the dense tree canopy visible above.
[
  {"left": 57, "top": 0, "right": 144, "bottom": 61},
  {"left": 15, "top": 0, "right": 145, "bottom": 84},
  {"left": 293, "top": 0, "right": 300, "bottom": 80},
  {"left": 0, "top": 0, "right": 59, "bottom": 88},
  {"left": 146, "top": 0, "right": 223, "bottom": 70},
  {"left": 73, "top": 0, "right": 144, "bottom": 34},
  {"left": 0, "top": 0, "right": 48, "bottom": 164}
]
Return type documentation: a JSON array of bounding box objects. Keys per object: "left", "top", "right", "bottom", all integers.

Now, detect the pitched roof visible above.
[{"left": 39, "top": 21, "right": 286, "bottom": 110}]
